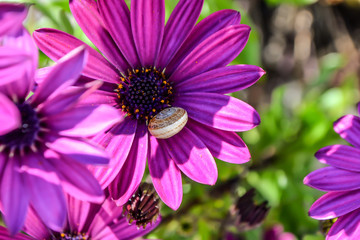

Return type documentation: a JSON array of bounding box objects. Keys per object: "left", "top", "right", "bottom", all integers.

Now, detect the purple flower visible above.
[
  {"left": 0, "top": 4, "right": 122, "bottom": 235},
  {"left": 33, "top": 0, "right": 264, "bottom": 210},
  {"left": 0, "top": 192, "right": 160, "bottom": 240},
  {"left": 304, "top": 103, "right": 360, "bottom": 239}
]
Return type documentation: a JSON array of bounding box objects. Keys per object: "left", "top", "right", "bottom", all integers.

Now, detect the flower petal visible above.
[
  {"left": 98, "top": 0, "right": 140, "bottom": 67},
  {"left": 149, "top": 136, "right": 182, "bottom": 210},
  {"left": 31, "top": 46, "right": 87, "bottom": 106},
  {"left": 163, "top": 127, "right": 218, "bottom": 185},
  {"left": 315, "top": 145, "right": 360, "bottom": 172},
  {"left": 130, "top": 0, "right": 165, "bottom": 66},
  {"left": 0, "top": 226, "right": 32, "bottom": 240},
  {"left": 90, "top": 118, "right": 137, "bottom": 188},
  {"left": 0, "top": 92, "right": 20, "bottom": 135},
  {"left": 69, "top": 0, "right": 129, "bottom": 70},
  {"left": 175, "top": 92, "right": 260, "bottom": 132},
  {"left": 0, "top": 3, "right": 27, "bottom": 36},
  {"left": 309, "top": 190, "right": 360, "bottom": 219},
  {"left": 157, "top": 0, "right": 203, "bottom": 68},
  {"left": 333, "top": 114, "right": 360, "bottom": 148},
  {"left": 47, "top": 136, "right": 109, "bottom": 165},
  {"left": 304, "top": 166, "right": 360, "bottom": 192},
  {"left": 108, "top": 124, "right": 148, "bottom": 206},
  {"left": 187, "top": 119, "right": 250, "bottom": 164},
  {"left": 169, "top": 25, "right": 250, "bottom": 83},
  {"left": 45, "top": 104, "right": 121, "bottom": 137},
  {"left": 0, "top": 157, "right": 29, "bottom": 235},
  {"left": 327, "top": 209, "right": 360, "bottom": 240},
  {"left": 176, "top": 65, "right": 265, "bottom": 94},
  {"left": 23, "top": 207, "right": 49, "bottom": 239},
  {"left": 33, "top": 28, "right": 120, "bottom": 84},
  {"left": 166, "top": 9, "right": 241, "bottom": 73},
  {"left": 66, "top": 195, "right": 91, "bottom": 234},
  {"left": 77, "top": 89, "right": 118, "bottom": 107}
]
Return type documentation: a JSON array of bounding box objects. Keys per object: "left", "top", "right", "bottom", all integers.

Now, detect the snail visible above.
[{"left": 148, "top": 107, "right": 188, "bottom": 139}]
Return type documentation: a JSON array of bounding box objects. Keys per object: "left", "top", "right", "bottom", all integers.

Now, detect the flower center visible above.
[
  {"left": 52, "top": 232, "right": 88, "bottom": 240},
  {"left": 0, "top": 102, "right": 40, "bottom": 154},
  {"left": 115, "top": 67, "right": 174, "bottom": 121}
]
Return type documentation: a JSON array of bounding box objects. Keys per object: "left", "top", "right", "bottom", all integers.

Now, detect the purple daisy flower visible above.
[
  {"left": 0, "top": 191, "right": 160, "bottom": 240},
  {"left": 304, "top": 103, "right": 360, "bottom": 239},
  {"left": 33, "top": 0, "right": 264, "bottom": 210},
  {"left": 0, "top": 4, "right": 122, "bottom": 234}
]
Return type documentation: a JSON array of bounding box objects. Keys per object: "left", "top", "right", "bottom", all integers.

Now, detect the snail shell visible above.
[{"left": 148, "top": 107, "right": 188, "bottom": 139}]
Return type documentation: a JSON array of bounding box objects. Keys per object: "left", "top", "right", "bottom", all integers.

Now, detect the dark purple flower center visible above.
[
  {"left": 115, "top": 67, "right": 174, "bottom": 121},
  {"left": 52, "top": 232, "right": 88, "bottom": 240},
  {"left": 0, "top": 102, "right": 40, "bottom": 153}
]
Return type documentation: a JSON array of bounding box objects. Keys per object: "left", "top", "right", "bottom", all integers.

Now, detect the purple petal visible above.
[
  {"left": 24, "top": 172, "right": 66, "bottom": 232},
  {"left": 97, "top": 0, "right": 140, "bottom": 67},
  {"left": 333, "top": 114, "right": 360, "bottom": 148},
  {"left": 0, "top": 158, "right": 29, "bottom": 235},
  {"left": 77, "top": 89, "right": 118, "bottom": 107},
  {"left": 131, "top": 0, "right": 165, "bottom": 66},
  {"left": 111, "top": 217, "right": 161, "bottom": 240},
  {"left": 0, "top": 93, "right": 20, "bottom": 135},
  {"left": 157, "top": 0, "right": 203, "bottom": 68},
  {"left": 309, "top": 190, "right": 360, "bottom": 219},
  {"left": 69, "top": 0, "right": 129, "bottom": 71},
  {"left": 304, "top": 166, "right": 360, "bottom": 192},
  {"left": 33, "top": 28, "right": 120, "bottom": 84},
  {"left": 90, "top": 118, "right": 137, "bottom": 188},
  {"left": 47, "top": 136, "right": 109, "bottom": 165},
  {"left": 187, "top": 119, "right": 250, "bottom": 164},
  {"left": 66, "top": 195, "right": 91, "bottom": 234},
  {"left": 166, "top": 9, "right": 241, "bottom": 73},
  {"left": 108, "top": 124, "right": 148, "bottom": 206},
  {"left": 0, "top": 226, "right": 32, "bottom": 240},
  {"left": 169, "top": 25, "right": 250, "bottom": 83},
  {"left": 175, "top": 92, "right": 260, "bottom": 132},
  {"left": 315, "top": 145, "right": 360, "bottom": 172},
  {"left": 23, "top": 207, "right": 49, "bottom": 239},
  {"left": 327, "top": 209, "right": 360, "bottom": 240},
  {"left": 31, "top": 46, "right": 87, "bottom": 106},
  {"left": 162, "top": 127, "right": 218, "bottom": 185},
  {"left": 176, "top": 65, "right": 265, "bottom": 94},
  {"left": 149, "top": 136, "right": 182, "bottom": 210},
  {"left": 0, "top": 3, "right": 27, "bottom": 36},
  {"left": 45, "top": 104, "right": 121, "bottom": 137}
]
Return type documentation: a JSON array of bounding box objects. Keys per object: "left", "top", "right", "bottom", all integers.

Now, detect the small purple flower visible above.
[
  {"left": 0, "top": 4, "right": 121, "bottom": 235},
  {"left": 304, "top": 103, "right": 360, "bottom": 239},
  {"left": 0, "top": 192, "right": 160, "bottom": 240},
  {"left": 34, "top": 0, "right": 264, "bottom": 210}
]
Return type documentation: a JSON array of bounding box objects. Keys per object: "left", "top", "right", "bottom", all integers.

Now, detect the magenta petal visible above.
[
  {"left": 98, "top": 0, "right": 140, "bottom": 67},
  {"left": 110, "top": 217, "right": 160, "bottom": 240},
  {"left": 175, "top": 92, "right": 260, "bottom": 132},
  {"left": 167, "top": 9, "right": 241, "bottom": 73},
  {"left": 304, "top": 166, "right": 360, "bottom": 192},
  {"left": 149, "top": 136, "right": 182, "bottom": 210},
  {"left": 0, "top": 158, "right": 29, "bottom": 235},
  {"left": 77, "top": 89, "right": 118, "bottom": 107},
  {"left": 90, "top": 118, "right": 137, "bottom": 188},
  {"left": 33, "top": 29, "right": 120, "bottom": 84},
  {"left": 170, "top": 25, "right": 250, "bottom": 83},
  {"left": 0, "top": 226, "right": 32, "bottom": 240},
  {"left": 315, "top": 145, "right": 360, "bottom": 172},
  {"left": 46, "top": 105, "right": 121, "bottom": 137},
  {"left": 23, "top": 207, "right": 49, "bottom": 239},
  {"left": 309, "top": 190, "right": 360, "bottom": 219},
  {"left": 0, "top": 3, "right": 27, "bottom": 36},
  {"left": 157, "top": 0, "right": 203, "bottom": 68},
  {"left": 131, "top": 0, "right": 165, "bottom": 66},
  {"left": 163, "top": 127, "right": 218, "bottom": 185},
  {"left": 187, "top": 119, "right": 250, "bottom": 164},
  {"left": 176, "top": 65, "right": 265, "bottom": 94},
  {"left": 333, "top": 114, "right": 360, "bottom": 148},
  {"left": 327, "top": 209, "right": 360, "bottom": 240},
  {"left": 66, "top": 195, "right": 91, "bottom": 234},
  {"left": 108, "top": 124, "right": 148, "bottom": 206},
  {"left": 0, "top": 93, "right": 20, "bottom": 135},
  {"left": 69, "top": 0, "right": 129, "bottom": 70},
  {"left": 47, "top": 137, "right": 109, "bottom": 165},
  {"left": 31, "top": 46, "right": 87, "bottom": 106},
  {"left": 24, "top": 173, "right": 66, "bottom": 232}
]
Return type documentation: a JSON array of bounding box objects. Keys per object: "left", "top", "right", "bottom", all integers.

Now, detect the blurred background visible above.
[{"left": 2, "top": 0, "right": 360, "bottom": 239}]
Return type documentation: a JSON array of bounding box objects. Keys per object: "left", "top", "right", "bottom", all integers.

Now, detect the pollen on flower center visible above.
[
  {"left": 115, "top": 67, "right": 174, "bottom": 121},
  {"left": 53, "top": 232, "right": 88, "bottom": 240},
  {"left": 0, "top": 102, "right": 41, "bottom": 154}
]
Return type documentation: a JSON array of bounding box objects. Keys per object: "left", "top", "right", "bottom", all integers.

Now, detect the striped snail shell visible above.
[{"left": 148, "top": 107, "right": 188, "bottom": 139}]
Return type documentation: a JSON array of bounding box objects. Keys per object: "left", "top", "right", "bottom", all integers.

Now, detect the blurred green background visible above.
[{"left": 2, "top": 0, "right": 360, "bottom": 239}]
